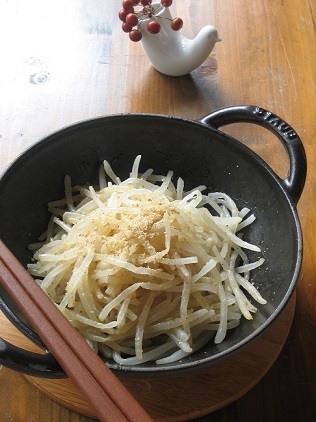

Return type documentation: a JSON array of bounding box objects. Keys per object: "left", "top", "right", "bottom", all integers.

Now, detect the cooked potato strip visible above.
[{"left": 28, "top": 155, "right": 265, "bottom": 364}]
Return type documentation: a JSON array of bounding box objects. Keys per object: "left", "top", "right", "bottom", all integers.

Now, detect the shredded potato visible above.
[{"left": 27, "top": 155, "right": 266, "bottom": 365}]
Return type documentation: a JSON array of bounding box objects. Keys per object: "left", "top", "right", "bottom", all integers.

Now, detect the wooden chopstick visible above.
[{"left": 0, "top": 240, "right": 153, "bottom": 422}]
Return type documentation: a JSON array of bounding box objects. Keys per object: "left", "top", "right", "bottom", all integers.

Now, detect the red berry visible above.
[
  {"left": 122, "top": 0, "right": 133, "bottom": 11},
  {"left": 131, "top": 0, "right": 139, "bottom": 4},
  {"left": 126, "top": 13, "right": 138, "bottom": 27},
  {"left": 171, "top": 17, "right": 183, "bottom": 31},
  {"left": 118, "top": 9, "right": 128, "bottom": 22},
  {"left": 161, "top": 0, "right": 172, "bottom": 6},
  {"left": 147, "top": 20, "right": 160, "bottom": 34},
  {"left": 122, "top": 22, "right": 133, "bottom": 32},
  {"left": 129, "top": 29, "right": 143, "bottom": 42}
]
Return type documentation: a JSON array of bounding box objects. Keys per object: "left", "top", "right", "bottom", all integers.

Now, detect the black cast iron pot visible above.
[{"left": 0, "top": 105, "right": 307, "bottom": 378}]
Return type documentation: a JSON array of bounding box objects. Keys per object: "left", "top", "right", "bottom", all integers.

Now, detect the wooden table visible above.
[{"left": 0, "top": 0, "right": 315, "bottom": 421}]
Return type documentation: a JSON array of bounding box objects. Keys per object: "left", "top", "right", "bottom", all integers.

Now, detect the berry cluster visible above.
[{"left": 119, "top": 0, "right": 183, "bottom": 42}]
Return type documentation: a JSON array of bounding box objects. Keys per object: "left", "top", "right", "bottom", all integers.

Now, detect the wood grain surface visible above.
[{"left": 0, "top": 0, "right": 315, "bottom": 421}]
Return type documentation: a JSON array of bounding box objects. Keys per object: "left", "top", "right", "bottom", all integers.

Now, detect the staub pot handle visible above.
[
  {"left": 199, "top": 105, "right": 307, "bottom": 204},
  {"left": 0, "top": 296, "right": 64, "bottom": 377}
]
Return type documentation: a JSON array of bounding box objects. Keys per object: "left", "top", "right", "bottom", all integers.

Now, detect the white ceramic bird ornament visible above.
[{"left": 120, "top": 0, "right": 221, "bottom": 77}]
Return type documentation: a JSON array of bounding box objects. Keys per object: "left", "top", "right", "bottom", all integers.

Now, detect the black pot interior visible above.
[{"left": 0, "top": 114, "right": 301, "bottom": 376}]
